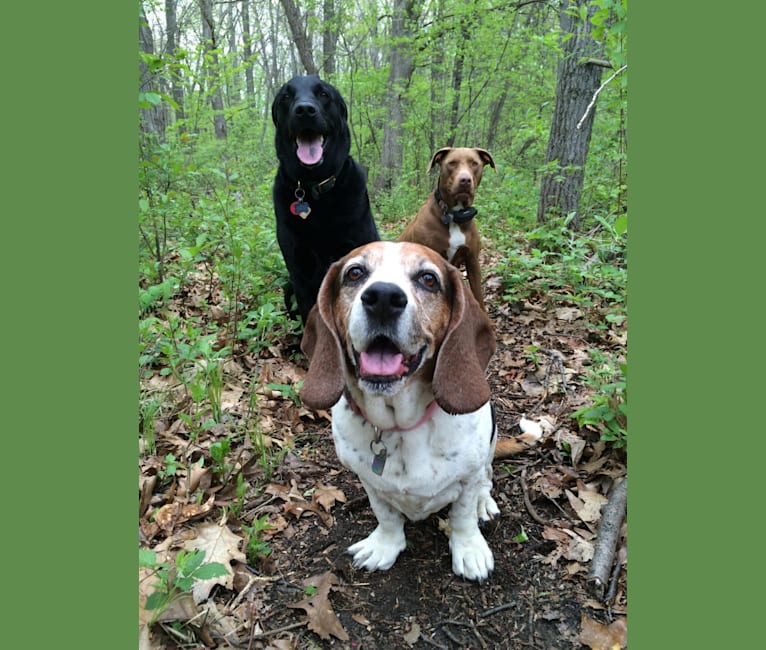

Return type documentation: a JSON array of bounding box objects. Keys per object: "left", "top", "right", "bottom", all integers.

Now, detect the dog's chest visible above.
[
  {"left": 332, "top": 401, "right": 494, "bottom": 521},
  {"left": 446, "top": 221, "right": 467, "bottom": 262}
]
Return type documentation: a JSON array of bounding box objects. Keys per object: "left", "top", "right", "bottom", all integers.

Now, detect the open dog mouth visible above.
[
  {"left": 296, "top": 131, "right": 325, "bottom": 166},
  {"left": 354, "top": 336, "right": 425, "bottom": 384}
]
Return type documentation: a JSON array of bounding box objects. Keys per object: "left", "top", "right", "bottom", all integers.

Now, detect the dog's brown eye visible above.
[
  {"left": 417, "top": 272, "right": 439, "bottom": 291},
  {"left": 344, "top": 265, "right": 366, "bottom": 283}
]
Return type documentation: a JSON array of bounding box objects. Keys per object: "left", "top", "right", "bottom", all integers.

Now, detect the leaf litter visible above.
[{"left": 139, "top": 241, "right": 627, "bottom": 648}]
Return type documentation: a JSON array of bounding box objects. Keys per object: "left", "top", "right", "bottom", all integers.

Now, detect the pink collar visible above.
[{"left": 344, "top": 388, "right": 439, "bottom": 433}]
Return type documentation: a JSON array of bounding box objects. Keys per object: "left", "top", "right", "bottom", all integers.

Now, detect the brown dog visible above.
[{"left": 398, "top": 147, "right": 495, "bottom": 310}]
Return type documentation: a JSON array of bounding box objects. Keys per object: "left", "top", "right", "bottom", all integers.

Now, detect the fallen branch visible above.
[{"left": 587, "top": 478, "right": 627, "bottom": 600}]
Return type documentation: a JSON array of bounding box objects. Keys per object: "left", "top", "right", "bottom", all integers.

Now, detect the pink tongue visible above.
[
  {"left": 297, "top": 136, "right": 323, "bottom": 165},
  {"left": 360, "top": 350, "right": 404, "bottom": 376}
]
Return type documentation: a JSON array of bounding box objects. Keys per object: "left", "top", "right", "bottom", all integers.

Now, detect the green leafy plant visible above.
[
  {"left": 158, "top": 453, "right": 180, "bottom": 481},
  {"left": 571, "top": 362, "right": 627, "bottom": 447},
  {"left": 140, "top": 548, "right": 228, "bottom": 624},
  {"left": 242, "top": 514, "right": 273, "bottom": 564},
  {"left": 209, "top": 438, "right": 233, "bottom": 478}
]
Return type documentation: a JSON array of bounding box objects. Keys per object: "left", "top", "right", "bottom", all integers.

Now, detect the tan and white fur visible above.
[
  {"left": 398, "top": 147, "right": 495, "bottom": 311},
  {"left": 300, "top": 241, "right": 538, "bottom": 582}
]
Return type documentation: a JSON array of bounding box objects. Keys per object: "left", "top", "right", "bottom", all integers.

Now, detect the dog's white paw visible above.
[
  {"left": 449, "top": 531, "right": 494, "bottom": 582},
  {"left": 348, "top": 526, "right": 407, "bottom": 572},
  {"left": 477, "top": 492, "right": 500, "bottom": 522}
]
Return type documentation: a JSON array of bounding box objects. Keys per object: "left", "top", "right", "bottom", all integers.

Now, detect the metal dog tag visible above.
[
  {"left": 370, "top": 439, "right": 387, "bottom": 475},
  {"left": 290, "top": 200, "right": 311, "bottom": 219}
]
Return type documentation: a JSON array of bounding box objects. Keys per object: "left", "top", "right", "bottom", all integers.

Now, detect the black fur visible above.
[{"left": 271, "top": 75, "right": 379, "bottom": 323}]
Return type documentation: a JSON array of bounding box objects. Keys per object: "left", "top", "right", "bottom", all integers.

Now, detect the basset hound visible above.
[{"left": 300, "top": 241, "right": 539, "bottom": 582}]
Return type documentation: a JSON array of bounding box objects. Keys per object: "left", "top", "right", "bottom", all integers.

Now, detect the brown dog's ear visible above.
[
  {"left": 432, "top": 265, "right": 497, "bottom": 414},
  {"left": 427, "top": 147, "right": 453, "bottom": 172},
  {"left": 300, "top": 264, "right": 346, "bottom": 410},
  {"left": 474, "top": 148, "right": 496, "bottom": 170}
]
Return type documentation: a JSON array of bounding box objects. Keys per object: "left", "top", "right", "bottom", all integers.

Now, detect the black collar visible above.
[
  {"left": 292, "top": 157, "right": 350, "bottom": 200},
  {"left": 434, "top": 189, "right": 478, "bottom": 225}
]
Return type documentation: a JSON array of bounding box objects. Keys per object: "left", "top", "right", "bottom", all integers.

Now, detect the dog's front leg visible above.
[
  {"left": 448, "top": 484, "right": 495, "bottom": 582},
  {"left": 347, "top": 484, "right": 407, "bottom": 572}
]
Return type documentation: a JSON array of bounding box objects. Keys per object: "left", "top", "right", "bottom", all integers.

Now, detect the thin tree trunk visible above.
[
  {"left": 537, "top": 0, "right": 603, "bottom": 229},
  {"left": 446, "top": 9, "right": 470, "bottom": 147},
  {"left": 139, "top": 2, "right": 166, "bottom": 141},
  {"left": 374, "top": 0, "right": 421, "bottom": 195},
  {"left": 241, "top": 1, "right": 255, "bottom": 105},
  {"left": 165, "top": 0, "right": 185, "bottom": 130},
  {"left": 199, "top": 0, "right": 228, "bottom": 139},
  {"left": 280, "top": 0, "right": 318, "bottom": 75},
  {"left": 322, "top": 0, "right": 337, "bottom": 76}
]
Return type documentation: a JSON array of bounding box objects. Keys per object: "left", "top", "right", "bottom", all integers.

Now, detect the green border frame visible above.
[
  {"left": 630, "top": 2, "right": 764, "bottom": 647},
  {"left": 5, "top": 1, "right": 763, "bottom": 647},
  {"left": 4, "top": 3, "right": 136, "bottom": 647}
]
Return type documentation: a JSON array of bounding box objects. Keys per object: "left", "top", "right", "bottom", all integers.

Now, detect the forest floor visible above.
[{"left": 139, "top": 234, "right": 628, "bottom": 650}]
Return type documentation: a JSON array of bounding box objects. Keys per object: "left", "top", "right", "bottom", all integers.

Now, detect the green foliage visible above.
[
  {"left": 140, "top": 548, "right": 228, "bottom": 623},
  {"left": 242, "top": 514, "right": 274, "bottom": 564},
  {"left": 572, "top": 361, "right": 627, "bottom": 447},
  {"left": 493, "top": 214, "right": 626, "bottom": 329}
]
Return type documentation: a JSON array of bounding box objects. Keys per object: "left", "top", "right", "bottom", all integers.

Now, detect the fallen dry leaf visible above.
[
  {"left": 403, "top": 622, "right": 421, "bottom": 646},
  {"left": 312, "top": 484, "right": 346, "bottom": 512},
  {"left": 153, "top": 495, "right": 215, "bottom": 533},
  {"left": 566, "top": 482, "right": 608, "bottom": 524},
  {"left": 287, "top": 571, "right": 349, "bottom": 642},
  {"left": 182, "top": 521, "right": 246, "bottom": 603},
  {"left": 579, "top": 613, "right": 627, "bottom": 649}
]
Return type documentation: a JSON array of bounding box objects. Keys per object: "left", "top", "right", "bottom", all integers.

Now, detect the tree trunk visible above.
[
  {"left": 374, "top": 0, "right": 421, "bottom": 195},
  {"left": 241, "top": 1, "right": 255, "bottom": 105},
  {"left": 139, "top": 2, "right": 166, "bottom": 142},
  {"left": 280, "top": 0, "right": 318, "bottom": 75},
  {"left": 199, "top": 0, "right": 228, "bottom": 139},
  {"left": 537, "top": 0, "right": 603, "bottom": 229},
  {"left": 164, "top": 0, "right": 185, "bottom": 130},
  {"left": 446, "top": 9, "right": 470, "bottom": 147},
  {"left": 322, "top": 0, "right": 337, "bottom": 76}
]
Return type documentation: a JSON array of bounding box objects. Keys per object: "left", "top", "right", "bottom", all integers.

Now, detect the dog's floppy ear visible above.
[
  {"left": 427, "top": 147, "right": 453, "bottom": 172},
  {"left": 474, "top": 148, "right": 496, "bottom": 170},
  {"left": 432, "top": 265, "right": 496, "bottom": 414},
  {"left": 300, "top": 262, "right": 346, "bottom": 410}
]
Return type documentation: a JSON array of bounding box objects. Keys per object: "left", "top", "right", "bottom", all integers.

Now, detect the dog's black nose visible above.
[
  {"left": 294, "top": 102, "right": 318, "bottom": 118},
  {"left": 362, "top": 282, "right": 407, "bottom": 323}
]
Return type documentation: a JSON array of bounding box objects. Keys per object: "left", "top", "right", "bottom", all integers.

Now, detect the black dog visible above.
[{"left": 271, "top": 75, "right": 380, "bottom": 323}]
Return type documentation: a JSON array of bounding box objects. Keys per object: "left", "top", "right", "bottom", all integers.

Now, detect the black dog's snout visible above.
[
  {"left": 294, "top": 102, "right": 318, "bottom": 118},
  {"left": 362, "top": 282, "right": 407, "bottom": 324}
]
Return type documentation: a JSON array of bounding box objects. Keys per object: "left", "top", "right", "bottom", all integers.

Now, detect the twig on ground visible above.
[
  {"left": 438, "top": 623, "right": 464, "bottom": 645},
  {"left": 420, "top": 635, "right": 449, "bottom": 650},
  {"left": 244, "top": 620, "right": 306, "bottom": 642},
  {"left": 605, "top": 547, "right": 625, "bottom": 604},
  {"left": 478, "top": 602, "right": 516, "bottom": 618},
  {"left": 588, "top": 478, "right": 627, "bottom": 600},
  {"left": 520, "top": 467, "right": 553, "bottom": 526}
]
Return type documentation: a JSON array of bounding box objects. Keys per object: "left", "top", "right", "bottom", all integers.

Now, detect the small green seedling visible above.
[{"left": 140, "top": 548, "right": 228, "bottom": 623}]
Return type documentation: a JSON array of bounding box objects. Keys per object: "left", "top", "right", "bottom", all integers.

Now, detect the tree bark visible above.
[
  {"left": 537, "top": 0, "right": 603, "bottom": 229},
  {"left": 322, "top": 0, "right": 338, "bottom": 76},
  {"left": 280, "top": 0, "right": 318, "bottom": 76},
  {"left": 164, "top": 0, "right": 185, "bottom": 129},
  {"left": 139, "top": 2, "right": 166, "bottom": 141},
  {"left": 241, "top": 1, "right": 255, "bottom": 106},
  {"left": 199, "top": 0, "right": 228, "bottom": 139},
  {"left": 374, "top": 0, "right": 421, "bottom": 195}
]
